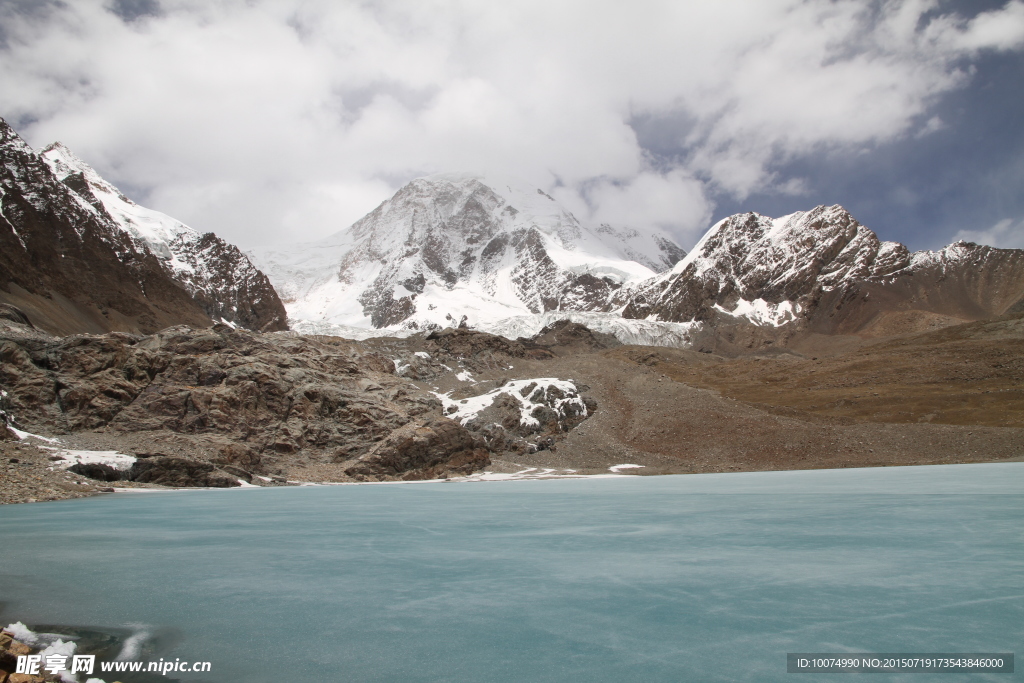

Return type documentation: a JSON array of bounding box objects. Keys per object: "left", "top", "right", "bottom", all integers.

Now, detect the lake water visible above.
[{"left": 2, "top": 464, "right": 1022, "bottom": 682}]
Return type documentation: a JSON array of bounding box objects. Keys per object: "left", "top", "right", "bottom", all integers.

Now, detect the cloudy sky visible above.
[{"left": 2, "top": 0, "right": 1023, "bottom": 251}]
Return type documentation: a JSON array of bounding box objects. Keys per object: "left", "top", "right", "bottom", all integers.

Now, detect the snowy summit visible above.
[{"left": 250, "top": 173, "right": 686, "bottom": 335}]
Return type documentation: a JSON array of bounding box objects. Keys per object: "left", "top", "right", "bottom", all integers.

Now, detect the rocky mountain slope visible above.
[
  {"left": 250, "top": 172, "right": 686, "bottom": 333},
  {"left": 0, "top": 118, "right": 287, "bottom": 335},
  {"left": 620, "top": 206, "right": 1024, "bottom": 340},
  {"left": 0, "top": 318, "right": 604, "bottom": 490}
]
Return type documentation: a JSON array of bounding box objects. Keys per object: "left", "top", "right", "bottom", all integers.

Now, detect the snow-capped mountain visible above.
[
  {"left": 251, "top": 172, "right": 686, "bottom": 332},
  {"left": 2, "top": 118, "right": 205, "bottom": 334},
  {"left": 40, "top": 143, "right": 287, "bottom": 332},
  {"left": 621, "top": 205, "right": 1024, "bottom": 335},
  {"left": 621, "top": 206, "right": 908, "bottom": 324},
  {"left": 254, "top": 175, "right": 1023, "bottom": 345}
]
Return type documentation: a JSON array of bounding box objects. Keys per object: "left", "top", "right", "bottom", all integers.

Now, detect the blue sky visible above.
[
  {"left": 1, "top": 0, "right": 1022, "bottom": 251},
  {"left": 707, "top": 46, "right": 1024, "bottom": 249}
]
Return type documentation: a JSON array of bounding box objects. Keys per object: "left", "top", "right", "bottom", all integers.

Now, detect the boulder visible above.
[
  {"left": 525, "top": 320, "right": 620, "bottom": 352},
  {"left": 128, "top": 456, "right": 240, "bottom": 488},
  {"left": 426, "top": 328, "right": 527, "bottom": 359},
  {"left": 0, "top": 304, "right": 33, "bottom": 328},
  {"left": 67, "top": 462, "right": 123, "bottom": 482},
  {"left": 344, "top": 419, "right": 490, "bottom": 481}
]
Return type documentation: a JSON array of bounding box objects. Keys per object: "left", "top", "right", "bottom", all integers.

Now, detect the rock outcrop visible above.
[
  {"left": 0, "top": 323, "right": 487, "bottom": 480},
  {"left": 67, "top": 462, "right": 122, "bottom": 482},
  {"left": 523, "top": 319, "right": 621, "bottom": 354},
  {"left": 343, "top": 419, "right": 490, "bottom": 481},
  {"left": 128, "top": 456, "right": 241, "bottom": 488}
]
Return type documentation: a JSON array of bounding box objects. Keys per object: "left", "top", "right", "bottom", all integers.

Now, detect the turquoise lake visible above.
[{"left": 2, "top": 463, "right": 1022, "bottom": 682}]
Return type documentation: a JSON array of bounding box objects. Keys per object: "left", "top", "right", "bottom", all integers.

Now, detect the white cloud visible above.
[
  {"left": 954, "top": 218, "right": 1024, "bottom": 249},
  {"left": 939, "top": 0, "right": 1024, "bottom": 51},
  {"left": 552, "top": 171, "right": 713, "bottom": 246},
  {"left": 1, "top": 0, "right": 1022, "bottom": 248}
]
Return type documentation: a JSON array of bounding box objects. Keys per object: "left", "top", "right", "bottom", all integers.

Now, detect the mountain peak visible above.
[
  {"left": 251, "top": 173, "right": 688, "bottom": 332},
  {"left": 0, "top": 125, "right": 289, "bottom": 333}
]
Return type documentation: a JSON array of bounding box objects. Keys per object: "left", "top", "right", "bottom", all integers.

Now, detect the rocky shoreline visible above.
[{"left": 0, "top": 621, "right": 158, "bottom": 683}]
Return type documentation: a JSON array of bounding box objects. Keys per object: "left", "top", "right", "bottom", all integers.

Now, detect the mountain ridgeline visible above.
[
  {"left": 2, "top": 114, "right": 1022, "bottom": 347},
  {"left": 621, "top": 206, "right": 1024, "bottom": 338},
  {"left": 252, "top": 176, "right": 1024, "bottom": 346},
  {"left": 0, "top": 118, "right": 286, "bottom": 336}
]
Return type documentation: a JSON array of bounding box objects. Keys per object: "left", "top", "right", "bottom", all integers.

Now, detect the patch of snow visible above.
[
  {"left": 8, "top": 427, "right": 59, "bottom": 443},
  {"left": 4, "top": 622, "right": 75, "bottom": 649},
  {"left": 43, "top": 448, "right": 136, "bottom": 471},
  {"left": 414, "top": 351, "right": 431, "bottom": 359},
  {"left": 713, "top": 299, "right": 799, "bottom": 326},
  {"left": 452, "top": 469, "right": 631, "bottom": 482},
  {"left": 454, "top": 468, "right": 586, "bottom": 481},
  {"left": 0, "top": 186, "right": 28, "bottom": 250},
  {"left": 455, "top": 370, "right": 474, "bottom": 382},
  {"left": 113, "top": 625, "right": 151, "bottom": 661},
  {"left": 433, "top": 378, "right": 586, "bottom": 429},
  {"left": 608, "top": 464, "right": 645, "bottom": 473},
  {"left": 284, "top": 320, "right": 419, "bottom": 340}
]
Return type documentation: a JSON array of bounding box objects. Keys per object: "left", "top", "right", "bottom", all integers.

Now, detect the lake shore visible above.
[{"left": 3, "top": 428, "right": 1021, "bottom": 506}]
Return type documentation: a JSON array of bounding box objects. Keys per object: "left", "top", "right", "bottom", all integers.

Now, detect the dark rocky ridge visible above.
[
  {"left": 166, "top": 231, "right": 288, "bottom": 332},
  {"left": 1, "top": 321, "right": 594, "bottom": 485},
  {"left": 0, "top": 118, "right": 212, "bottom": 335},
  {"left": 0, "top": 118, "right": 288, "bottom": 336},
  {"left": 0, "top": 323, "right": 436, "bottom": 471},
  {"left": 41, "top": 142, "right": 288, "bottom": 333}
]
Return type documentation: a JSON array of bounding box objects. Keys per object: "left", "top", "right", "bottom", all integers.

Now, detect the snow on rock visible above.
[
  {"left": 608, "top": 464, "right": 645, "bottom": 473},
  {"left": 434, "top": 378, "right": 588, "bottom": 433},
  {"left": 39, "top": 143, "right": 287, "bottom": 332},
  {"left": 4, "top": 622, "right": 75, "bottom": 650},
  {"left": 250, "top": 172, "right": 686, "bottom": 333},
  {"left": 44, "top": 447, "right": 137, "bottom": 471},
  {"left": 621, "top": 205, "right": 912, "bottom": 324},
  {"left": 40, "top": 639, "right": 79, "bottom": 683},
  {"left": 8, "top": 426, "right": 60, "bottom": 443},
  {"left": 41, "top": 143, "right": 196, "bottom": 270},
  {"left": 712, "top": 299, "right": 800, "bottom": 327}
]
